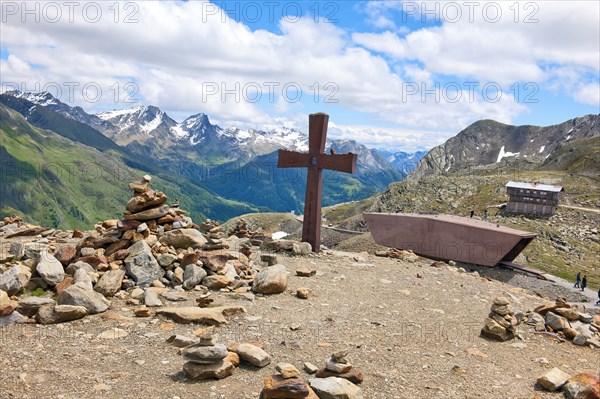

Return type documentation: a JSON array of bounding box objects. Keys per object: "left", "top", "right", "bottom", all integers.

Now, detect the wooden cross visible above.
[{"left": 277, "top": 113, "right": 357, "bottom": 252}]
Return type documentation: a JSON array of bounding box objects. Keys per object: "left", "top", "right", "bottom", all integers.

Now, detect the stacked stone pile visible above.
[
  {"left": 0, "top": 175, "right": 295, "bottom": 327},
  {"left": 228, "top": 219, "right": 256, "bottom": 238},
  {"left": 314, "top": 350, "right": 365, "bottom": 384},
  {"left": 480, "top": 296, "right": 522, "bottom": 341},
  {"left": 260, "top": 363, "right": 318, "bottom": 399},
  {"left": 527, "top": 298, "right": 600, "bottom": 349},
  {"left": 181, "top": 333, "right": 236, "bottom": 380}
]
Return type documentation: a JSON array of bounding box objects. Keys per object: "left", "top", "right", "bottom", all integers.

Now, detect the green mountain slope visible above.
[{"left": 0, "top": 105, "right": 263, "bottom": 229}]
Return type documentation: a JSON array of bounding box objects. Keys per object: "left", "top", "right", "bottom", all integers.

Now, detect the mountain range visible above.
[{"left": 0, "top": 91, "right": 423, "bottom": 227}]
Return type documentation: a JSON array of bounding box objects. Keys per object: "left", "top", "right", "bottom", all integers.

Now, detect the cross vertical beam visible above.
[{"left": 277, "top": 113, "right": 357, "bottom": 252}]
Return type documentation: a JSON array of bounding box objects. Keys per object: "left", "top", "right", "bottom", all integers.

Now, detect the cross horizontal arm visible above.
[
  {"left": 277, "top": 149, "right": 311, "bottom": 168},
  {"left": 318, "top": 153, "right": 358, "bottom": 173}
]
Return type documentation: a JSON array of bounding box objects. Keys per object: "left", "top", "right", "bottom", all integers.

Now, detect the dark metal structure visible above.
[
  {"left": 505, "top": 181, "right": 563, "bottom": 215},
  {"left": 278, "top": 113, "right": 357, "bottom": 252},
  {"left": 364, "top": 213, "right": 537, "bottom": 267}
]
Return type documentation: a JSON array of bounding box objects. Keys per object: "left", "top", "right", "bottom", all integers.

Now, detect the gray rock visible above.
[
  {"left": 573, "top": 334, "right": 589, "bottom": 346},
  {"left": 537, "top": 367, "right": 570, "bottom": 392},
  {"left": 0, "top": 264, "right": 32, "bottom": 296},
  {"left": 57, "top": 284, "right": 109, "bottom": 314},
  {"left": 73, "top": 269, "right": 93, "bottom": 290},
  {"left": 159, "top": 229, "right": 207, "bottom": 249},
  {"left": 309, "top": 377, "right": 364, "bottom": 399},
  {"left": 124, "top": 240, "right": 164, "bottom": 287},
  {"left": 35, "top": 251, "right": 65, "bottom": 286},
  {"left": 8, "top": 242, "right": 24, "bottom": 259},
  {"left": 94, "top": 269, "right": 125, "bottom": 297},
  {"left": 0, "top": 311, "right": 29, "bottom": 327},
  {"left": 182, "top": 343, "right": 228, "bottom": 364},
  {"left": 292, "top": 242, "right": 312, "bottom": 255},
  {"left": 144, "top": 288, "right": 163, "bottom": 307},
  {"left": 65, "top": 261, "right": 94, "bottom": 276},
  {"left": 23, "top": 243, "right": 48, "bottom": 260},
  {"left": 36, "top": 305, "right": 88, "bottom": 324},
  {"left": 157, "top": 253, "right": 178, "bottom": 268},
  {"left": 545, "top": 312, "right": 566, "bottom": 331},
  {"left": 235, "top": 343, "right": 271, "bottom": 367},
  {"left": 252, "top": 264, "right": 289, "bottom": 294},
  {"left": 17, "top": 296, "right": 56, "bottom": 318},
  {"left": 182, "top": 264, "right": 207, "bottom": 290},
  {"left": 166, "top": 334, "right": 198, "bottom": 348},
  {"left": 80, "top": 247, "right": 95, "bottom": 257}
]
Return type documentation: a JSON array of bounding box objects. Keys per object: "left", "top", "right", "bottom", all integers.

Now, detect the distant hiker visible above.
[
  {"left": 574, "top": 272, "right": 581, "bottom": 288},
  {"left": 483, "top": 210, "right": 488, "bottom": 221},
  {"left": 596, "top": 289, "right": 600, "bottom": 306},
  {"left": 470, "top": 210, "right": 474, "bottom": 218},
  {"left": 581, "top": 275, "right": 587, "bottom": 292}
]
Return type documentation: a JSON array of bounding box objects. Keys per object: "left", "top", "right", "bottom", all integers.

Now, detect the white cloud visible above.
[
  {"left": 574, "top": 83, "right": 600, "bottom": 105},
  {"left": 0, "top": 0, "right": 597, "bottom": 152}
]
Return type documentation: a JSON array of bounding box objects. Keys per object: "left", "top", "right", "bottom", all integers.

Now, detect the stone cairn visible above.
[
  {"left": 0, "top": 174, "right": 302, "bottom": 328},
  {"left": 228, "top": 218, "right": 256, "bottom": 238},
  {"left": 181, "top": 333, "right": 236, "bottom": 381},
  {"left": 480, "top": 296, "right": 521, "bottom": 341},
  {"left": 314, "top": 350, "right": 365, "bottom": 384},
  {"left": 526, "top": 297, "right": 600, "bottom": 349},
  {"left": 260, "top": 363, "right": 318, "bottom": 399}
]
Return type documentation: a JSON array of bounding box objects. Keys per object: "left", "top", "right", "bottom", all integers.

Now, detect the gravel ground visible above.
[{"left": 1, "top": 251, "right": 598, "bottom": 399}]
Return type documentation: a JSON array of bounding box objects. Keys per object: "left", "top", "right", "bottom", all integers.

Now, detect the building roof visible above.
[{"left": 505, "top": 181, "right": 564, "bottom": 193}]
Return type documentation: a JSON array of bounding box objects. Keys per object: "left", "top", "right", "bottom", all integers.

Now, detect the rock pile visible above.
[
  {"left": 480, "top": 296, "right": 522, "bottom": 341},
  {"left": 181, "top": 333, "right": 236, "bottom": 380},
  {"left": 527, "top": 298, "right": 600, "bottom": 349},
  {"left": 0, "top": 175, "right": 299, "bottom": 328},
  {"left": 260, "top": 363, "right": 318, "bottom": 399},
  {"left": 228, "top": 219, "right": 256, "bottom": 238},
  {"left": 314, "top": 350, "right": 365, "bottom": 384}
]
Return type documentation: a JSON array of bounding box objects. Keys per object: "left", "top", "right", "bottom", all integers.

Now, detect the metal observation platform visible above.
[{"left": 364, "top": 213, "right": 537, "bottom": 267}]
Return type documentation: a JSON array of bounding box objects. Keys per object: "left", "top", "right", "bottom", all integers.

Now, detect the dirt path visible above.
[
  {"left": 559, "top": 205, "right": 600, "bottom": 214},
  {"left": 1, "top": 252, "right": 598, "bottom": 399}
]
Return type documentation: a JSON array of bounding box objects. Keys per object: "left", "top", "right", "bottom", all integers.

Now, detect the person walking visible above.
[
  {"left": 574, "top": 272, "right": 581, "bottom": 288},
  {"left": 483, "top": 210, "right": 488, "bottom": 221},
  {"left": 596, "top": 288, "right": 600, "bottom": 306},
  {"left": 470, "top": 210, "right": 474, "bottom": 218},
  {"left": 581, "top": 275, "right": 587, "bottom": 292}
]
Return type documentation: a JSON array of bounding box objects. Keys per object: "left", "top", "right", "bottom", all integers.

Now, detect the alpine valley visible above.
[{"left": 0, "top": 91, "right": 423, "bottom": 229}]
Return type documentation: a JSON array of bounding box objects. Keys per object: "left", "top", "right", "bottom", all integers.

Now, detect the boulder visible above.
[
  {"left": 57, "top": 284, "right": 109, "bottom": 314},
  {"left": 124, "top": 240, "right": 164, "bottom": 287},
  {"left": 182, "top": 360, "right": 234, "bottom": 380},
  {"left": 17, "top": 296, "right": 56, "bottom": 318},
  {"left": 202, "top": 275, "right": 231, "bottom": 290},
  {"left": 36, "top": 305, "right": 88, "bottom": 324},
  {"left": 261, "top": 374, "right": 311, "bottom": 398},
  {"left": 0, "top": 264, "right": 32, "bottom": 295},
  {"left": 36, "top": 252, "right": 65, "bottom": 286},
  {"left": 156, "top": 306, "right": 245, "bottom": 325},
  {"left": 182, "top": 264, "right": 207, "bottom": 290},
  {"left": 125, "top": 191, "right": 168, "bottom": 213},
  {"left": 54, "top": 246, "right": 77, "bottom": 265},
  {"left": 563, "top": 373, "right": 600, "bottom": 399},
  {"left": 537, "top": 367, "right": 570, "bottom": 392},
  {"left": 0, "top": 311, "right": 29, "bottom": 327},
  {"left": 545, "top": 312, "right": 567, "bottom": 331},
  {"left": 309, "top": 377, "right": 364, "bottom": 399},
  {"left": 144, "top": 288, "right": 163, "bottom": 307},
  {"left": 316, "top": 369, "right": 365, "bottom": 385},
  {"left": 73, "top": 269, "right": 94, "bottom": 290},
  {"left": 94, "top": 269, "right": 125, "bottom": 297},
  {"left": 252, "top": 265, "right": 289, "bottom": 295},
  {"left": 160, "top": 229, "right": 207, "bottom": 249},
  {"left": 157, "top": 253, "right": 177, "bottom": 268},
  {"left": 235, "top": 343, "right": 271, "bottom": 367},
  {"left": 65, "top": 261, "right": 94, "bottom": 276}
]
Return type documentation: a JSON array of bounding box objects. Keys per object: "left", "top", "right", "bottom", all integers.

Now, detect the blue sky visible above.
[{"left": 1, "top": 1, "right": 598, "bottom": 151}]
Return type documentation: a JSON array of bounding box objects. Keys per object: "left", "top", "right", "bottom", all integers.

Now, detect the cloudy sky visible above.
[{"left": 1, "top": 0, "right": 599, "bottom": 151}]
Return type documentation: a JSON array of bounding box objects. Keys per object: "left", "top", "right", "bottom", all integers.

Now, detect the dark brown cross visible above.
[{"left": 278, "top": 113, "right": 357, "bottom": 252}]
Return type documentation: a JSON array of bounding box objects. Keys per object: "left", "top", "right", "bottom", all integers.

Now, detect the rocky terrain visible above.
[{"left": 1, "top": 174, "right": 599, "bottom": 398}]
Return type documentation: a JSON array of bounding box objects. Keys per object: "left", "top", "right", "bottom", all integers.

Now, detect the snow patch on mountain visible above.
[
  {"left": 496, "top": 145, "right": 520, "bottom": 163},
  {"left": 10, "top": 91, "right": 58, "bottom": 107}
]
